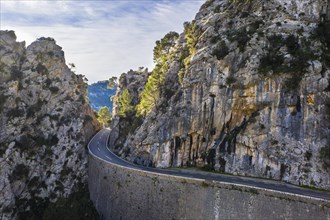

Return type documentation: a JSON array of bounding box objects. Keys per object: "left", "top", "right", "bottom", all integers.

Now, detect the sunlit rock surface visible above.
[
  {"left": 0, "top": 30, "right": 100, "bottom": 219},
  {"left": 111, "top": 0, "right": 330, "bottom": 190}
]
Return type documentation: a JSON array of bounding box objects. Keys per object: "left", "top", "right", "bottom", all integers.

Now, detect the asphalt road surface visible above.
[{"left": 88, "top": 129, "right": 330, "bottom": 201}]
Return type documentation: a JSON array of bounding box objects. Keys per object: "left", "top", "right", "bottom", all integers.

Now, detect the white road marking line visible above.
[
  {"left": 88, "top": 129, "right": 330, "bottom": 202},
  {"left": 105, "top": 155, "right": 111, "bottom": 160},
  {"left": 97, "top": 148, "right": 101, "bottom": 152}
]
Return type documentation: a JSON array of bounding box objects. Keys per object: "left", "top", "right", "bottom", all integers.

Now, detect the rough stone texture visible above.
[
  {"left": 109, "top": 68, "right": 149, "bottom": 151},
  {"left": 0, "top": 30, "right": 100, "bottom": 219},
  {"left": 89, "top": 154, "right": 330, "bottom": 220},
  {"left": 112, "top": 0, "right": 330, "bottom": 190}
]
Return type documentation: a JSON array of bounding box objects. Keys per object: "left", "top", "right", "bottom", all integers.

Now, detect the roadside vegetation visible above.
[{"left": 97, "top": 106, "right": 111, "bottom": 127}]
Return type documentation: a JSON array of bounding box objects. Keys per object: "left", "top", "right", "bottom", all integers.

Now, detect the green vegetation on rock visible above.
[
  {"left": 97, "top": 106, "right": 111, "bottom": 126},
  {"left": 258, "top": 34, "right": 316, "bottom": 91},
  {"left": 16, "top": 186, "right": 99, "bottom": 220},
  {"left": 118, "top": 89, "right": 134, "bottom": 118},
  {"left": 212, "top": 40, "right": 229, "bottom": 60},
  {"left": 137, "top": 32, "right": 179, "bottom": 116}
]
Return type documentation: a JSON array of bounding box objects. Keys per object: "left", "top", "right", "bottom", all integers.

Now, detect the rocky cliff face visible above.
[
  {"left": 109, "top": 68, "right": 149, "bottom": 152},
  {"left": 0, "top": 30, "right": 100, "bottom": 219},
  {"left": 112, "top": 0, "right": 330, "bottom": 189}
]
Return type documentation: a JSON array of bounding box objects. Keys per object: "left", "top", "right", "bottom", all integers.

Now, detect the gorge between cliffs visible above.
[{"left": 0, "top": 0, "right": 330, "bottom": 219}]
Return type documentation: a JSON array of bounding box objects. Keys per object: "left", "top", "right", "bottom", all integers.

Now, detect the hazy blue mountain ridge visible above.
[{"left": 88, "top": 81, "right": 116, "bottom": 112}]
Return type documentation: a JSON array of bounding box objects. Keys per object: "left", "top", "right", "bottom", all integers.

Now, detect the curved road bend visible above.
[{"left": 88, "top": 129, "right": 330, "bottom": 201}]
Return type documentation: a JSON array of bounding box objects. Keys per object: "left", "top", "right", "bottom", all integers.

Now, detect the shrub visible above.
[
  {"left": 84, "top": 115, "right": 93, "bottom": 122},
  {"left": 212, "top": 41, "right": 229, "bottom": 60},
  {"left": 285, "top": 35, "right": 299, "bottom": 54},
  {"left": 119, "top": 115, "right": 143, "bottom": 138},
  {"left": 48, "top": 114, "right": 60, "bottom": 121},
  {"left": 47, "top": 51, "right": 54, "bottom": 57},
  {"left": 210, "top": 35, "right": 220, "bottom": 44},
  {"left": 34, "top": 135, "right": 59, "bottom": 147},
  {"left": 17, "top": 81, "right": 23, "bottom": 90},
  {"left": 44, "top": 78, "right": 52, "bottom": 88},
  {"left": 258, "top": 34, "right": 307, "bottom": 76},
  {"left": 226, "top": 28, "right": 250, "bottom": 52},
  {"left": 240, "top": 11, "right": 249, "bottom": 18},
  {"left": 270, "top": 139, "right": 279, "bottom": 145},
  {"left": 267, "top": 34, "right": 284, "bottom": 49},
  {"left": 16, "top": 185, "right": 99, "bottom": 220},
  {"left": 288, "top": 46, "right": 315, "bottom": 73},
  {"left": 27, "top": 99, "right": 43, "bottom": 118},
  {"left": 0, "top": 93, "right": 8, "bottom": 113},
  {"left": 259, "top": 35, "right": 316, "bottom": 90},
  {"left": 36, "top": 63, "right": 48, "bottom": 75},
  {"left": 184, "top": 21, "right": 201, "bottom": 58},
  {"left": 15, "top": 135, "right": 33, "bottom": 154},
  {"left": 259, "top": 52, "right": 285, "bottom": 75},
  {"left": 7, "top": 108, "right": 24, "bottom": 119},
  {"left": 10, "top": 66, "right": 23, "bottom": 80},
  {"left": 177, "top": 46, "right": 190, "bottom": 83},
  {"left": 304, "top": 151, "right": 312, "bottom": 161},
  {"left": 9, "top": 164, "right": 29, "bottom": 182},
  {"left": 226, "top": 75, "right": 237, "bottom": 85},
  {"left": 42, "top": 186, "right": 99, "bottom": 220},
  {"left": 214, "top": 5, "right": 221, "bottom": 13},
  {"left": 314, "top": 22, "right": 330, "bottom": 47},
  {"left": 0, "top": 142, "right": 6, "bottom": 157},
  {"left": 65, "top": 150, "right": 73, "bottom": 158},
  {"left": 249, "top": 20, "right": 264, "bottom": 33},
  {"left": 49, "top": 86, "right": 60, "bottom": 94},
  {"left": 78, "top": 95, "right": 86, "bottom": 104},
  {"left": 178, "top": 69, "right": 185, "bottom": 84}
]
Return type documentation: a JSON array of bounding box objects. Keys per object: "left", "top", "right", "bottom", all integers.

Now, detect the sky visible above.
[{"left": 1, "top": 0, "right": 204, "bottom": 83}]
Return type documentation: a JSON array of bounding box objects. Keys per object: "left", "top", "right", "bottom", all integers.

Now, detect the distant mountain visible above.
[{"left": 88, "top": 81, "right": 116, "bottom": 112}]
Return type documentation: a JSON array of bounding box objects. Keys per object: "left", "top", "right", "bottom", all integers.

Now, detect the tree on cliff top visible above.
[
  {"left": 153, "top": 31, "right": 179, "bottom": 63},
  {"left": 137, "top": 31, "right": 179, "bottom": 116},
  {"left": 108, "top": 76, "right": 118, "bottom": 89}
]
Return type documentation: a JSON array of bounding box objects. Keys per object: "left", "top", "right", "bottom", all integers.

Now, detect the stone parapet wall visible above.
[{"left": 88, "top": 154, "right": 330, "bottom": 220}]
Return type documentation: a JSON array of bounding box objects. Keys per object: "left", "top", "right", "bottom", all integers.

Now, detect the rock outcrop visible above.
[
  {"left": 112, "top": 0, "right": 330, "bottom": 190},
  {"left": 109, "top": 68, "right": 149, "bottom": 152},
  {"left": 0, "top": 30, "right": 100, "bottom": 219}
]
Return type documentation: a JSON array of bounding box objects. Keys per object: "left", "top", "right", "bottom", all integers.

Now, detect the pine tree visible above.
[
  {"left": 118, "top": 89, "right": 134, "bottom": 117},
  {"left": 97, "top": 106, "right": 111, "bottom": 126},
  {"left": 108, "top": 76, "right": 118, "bottom": 89},
  {"left": 153, "top": 31, "right": 179, "bottom": 63},
  {"left": 136, "top": 32, "right": 178, "bottom": 116}
]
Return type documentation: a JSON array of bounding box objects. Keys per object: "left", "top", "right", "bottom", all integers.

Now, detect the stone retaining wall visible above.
[{"left": 88, "top": 154, "right": 330, "bottom": 220}]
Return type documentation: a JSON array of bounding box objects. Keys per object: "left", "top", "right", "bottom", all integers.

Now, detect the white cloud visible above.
[{"left": 1, "top": 0, "right": 204, "bottom": 83}]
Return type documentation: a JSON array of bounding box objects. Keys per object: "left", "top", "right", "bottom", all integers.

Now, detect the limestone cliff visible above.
[
  {"left": 109, "top": 68, "right": 149, "bottom": 153},
  {"left": 0, "top": 30, "right": 100, "bottom": 219},
  {"left": 112, "top": 0, "right": 330, "bottom": 190}
]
